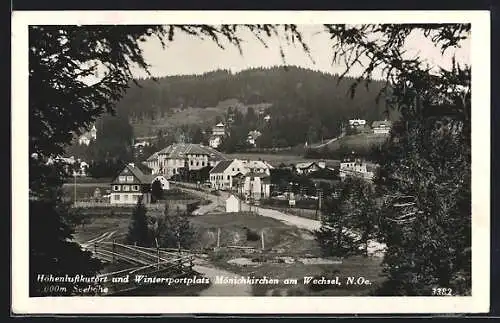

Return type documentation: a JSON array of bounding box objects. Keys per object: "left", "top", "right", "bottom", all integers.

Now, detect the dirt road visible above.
[
  {"left": 194, "top": 264, "right": 253, "bottom": 296},
  {"left": 175, "top": 183, "right": 386, "bottom": 257}
]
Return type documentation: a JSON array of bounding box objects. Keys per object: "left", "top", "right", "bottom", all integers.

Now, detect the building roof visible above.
[
  {"left": 247, "top": 130, "right": 262, "bottom": 139},
  {"left": 148, "top": 143, "right": 227, "bottom": 162},
  {"left": 372, "top": 120, "right": 393, "bottom": 128},
  {"left": 146, "top": 152, "right": 159, "bottom": 162},
  {"left": 243, "top": 160, "right": 274, "bottom": 170},
  {"left": 111, "top": 163, "right": 154, "bottom": 184},
  {"left": 296, "top": 162, "right": 318, "bottom": 169},
  {"left": 209, "top": 160, "right": 235, "bottom": 174}
]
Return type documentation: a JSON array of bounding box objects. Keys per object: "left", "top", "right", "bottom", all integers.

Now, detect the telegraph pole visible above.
[{"left": 73, "top": 172, "right": 77, "bottom": 206}]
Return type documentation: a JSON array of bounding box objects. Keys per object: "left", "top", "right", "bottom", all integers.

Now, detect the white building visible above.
[
  {"left": 241, "top": 159, "right": 273, "bottom": 175},
  {"left": 212, "top": 122, "right": 226, "bottom": 136},
  {"left": 295, "top": 161, "right": 324, "bottom": 175},
  {"left": 209, "top": 159, "right": 246, "bottom": 190},
  {"left": 110, "top": 163, "right": 154, "bottom": 205},
  {"left": 209, "top": 135, "right": 223, "bottom": 149},
  {"left": 339, "top": 157, "right": 376, "bottom": 181},
  {"left": 133, "top": 141, "right": 150, "bottom": 149},
  {"left": 371, "top": 120, "right": 393, "bottom": 135},
  {"left": 144, "top": 143, "right": 228, "bottom": 178},
  {"left": 238, "top": 172, "right": 271, "bottom": 201},
  {"left": 152, "top": 175, "right": 170, "bottom": 190},
  {"left": 209, "top": 159, "right": 274, "bottom": 190},
  {"left": 225, "top": 194, "right": 241, "bottom": 213},
  {"left": 246, "top": 130, "right": 261, "bottom": 147},
  {"left": 78, "top": 125, "right": 97, "bottom": 146},
  {"left": 348, "top": 119, "right": 366, "bottom": 128}
]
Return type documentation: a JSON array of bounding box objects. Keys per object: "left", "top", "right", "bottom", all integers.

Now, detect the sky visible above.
[{"left": 130, "top": 24, "right": 471, "bottom": 79}]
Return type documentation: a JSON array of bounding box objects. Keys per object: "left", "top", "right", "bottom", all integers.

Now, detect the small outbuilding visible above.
[
  {"left": 152, "top": 175, "right": 170, "bottom": 190},
  {"left": 225, "top": 194, "right": 241, "bottom": 213}
]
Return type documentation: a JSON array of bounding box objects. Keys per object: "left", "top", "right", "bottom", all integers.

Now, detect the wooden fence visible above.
[
  {"left": 72, "top": 201, "right": 166, "bottom": 210},
  {"left": 82, "top": 241, "right": 195, "bottom": 295}
]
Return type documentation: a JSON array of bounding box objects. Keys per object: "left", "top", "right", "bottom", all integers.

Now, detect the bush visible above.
[{"left": 245, "top": 228, "right": 260, "bottom": 241}]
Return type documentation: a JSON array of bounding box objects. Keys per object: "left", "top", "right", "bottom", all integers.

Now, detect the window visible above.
[
  {"left": 132, "top": 185, "right": 139, "bottom": 191},
  {"left": 118, "top": 176, "right": 126, "bottom": 182},
  {"left": 122, "top": 185, "right": 130, "bottom": 191},
  {"left": 237, "top": 168, "right": 240, "bottom": 172},
  {"left": 126, "top": 176, "right": 134, "bottom": 183},
  {"left": 133, "top": 195, "right": 138, "bottom": 201},
  {"left": 227, "top": 175, "right": 230, "bottom": 180},
  {"left": 114, "top": 195, "right": 120, "bottom": 201},
  {"left": 201, "top": 161, "right": 205, "bottom": 167},
  {"left": 196, "top": 161, "right": 199, "bottom": 166},
  {"left": 190, "top": 160, "right": 194, "bottom": 166},
  {"left": 113, "top": 185, "right": 120, "bottom": 191},
  {"left": 124, "top": 194, "right": 129, "bottom": 201},
  {"left": 232, "top": 168, "right": 235, "bottom": 172}
]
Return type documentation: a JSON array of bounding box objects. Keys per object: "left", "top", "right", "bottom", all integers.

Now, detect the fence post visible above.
[
  {"left": 112, "top": 239, "right": 116, "bottom": 263},
  {"left": 217, "top": 228, "right": 221, "bottom": 248},
  {"left": 261, "top": 231, "right": 265, "bottom": 250},
  {"left": 155, "top": 238, "right": 160, "bottom": 270}
]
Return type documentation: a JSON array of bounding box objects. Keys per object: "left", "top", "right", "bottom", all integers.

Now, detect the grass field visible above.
[
  {"left": 191, "top": 213, "right": 384, "bottom": 296},
  {"left": 73, "top": 211, "right": 385, "bottom": 296},
  {"left": 323, "top": 133, "right": 389, "bottom": 151},
  {"left": 62, "top": 183, "right": 110, "bottom": 202}
]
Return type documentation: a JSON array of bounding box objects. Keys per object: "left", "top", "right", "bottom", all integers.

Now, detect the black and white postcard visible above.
[{"left": 11, "top": 10, "right": 490, "bottom": 314}]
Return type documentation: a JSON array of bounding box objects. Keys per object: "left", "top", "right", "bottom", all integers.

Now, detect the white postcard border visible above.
[{"left": 11, "top": 10, "right": 491, "bottom": 314}]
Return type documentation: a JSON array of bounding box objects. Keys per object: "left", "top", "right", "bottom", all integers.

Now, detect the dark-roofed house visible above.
[
  {"left": 144, "top": 143, "right": 228, "bottom": 178},
  {"left": 295, "top": 161, "right": 322, "bottom": 175},
  {"left": 110, "top": 163, "right": 154, "bottom": 205},
  {"left": 371, "top": 120, "right": 393, "bottom": 134},
  {"left": 209, "top": 159, "right": 246, "bottom": 190}
]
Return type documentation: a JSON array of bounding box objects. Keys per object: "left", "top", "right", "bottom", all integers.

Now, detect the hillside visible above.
[{"left": 115, "top": 66, "right": 396, "bottom": 145}]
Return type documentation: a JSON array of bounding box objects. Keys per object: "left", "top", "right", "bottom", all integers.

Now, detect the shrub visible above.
[{"left": 245, "top": 228, "right": 260, "bottom": 241}]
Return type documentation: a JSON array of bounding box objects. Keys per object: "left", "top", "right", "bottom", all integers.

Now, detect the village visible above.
[
  {"left": 60, "top": 116, "right": 391, "bottom": 212},
  {"left": 47, "top": 115, "right": 392, "bottom": 297}
]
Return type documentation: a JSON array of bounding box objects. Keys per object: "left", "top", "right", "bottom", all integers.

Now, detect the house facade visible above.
[
  {"left": 371, "top": 120, "right": 393, "bottom": 134},
  {"left": 348, "top": 119, "right": 366, "bottom": 128},
  {"left": 241, "top": 159, "right": 273, "bottom": 175},
  {"left": 209, "top": 159, "right": 247, "bottom": 190},
  {"left": 295, "top": 162, "right": 322, "bottom": 175},
  {"left": 339, "top": 157, "right": 376, "bottom": 181},
  {"left": 209, "top": 135, "right": 223, "bottom": 149},
  {"left": 238, "top": 172, "right": 271, "bottom": 201},
  {"left": 212, "top": 122, "right": 226, "bottom": 136},
  {"left": 144, "top": 143, "right": 228, "bottom": 178},
  {"left": 110, "top": 163, "right": 154, "bottom": 205},
  {"left": 246, "top": 130, "right": 261, "bottom": 147},
  {"left": 78, "top": 124, "right": 97, "bottom": 146}
]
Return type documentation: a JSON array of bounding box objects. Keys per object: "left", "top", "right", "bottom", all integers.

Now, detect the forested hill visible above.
[{"left": 115, "top": 66, "right": 392, "bottom": 143}]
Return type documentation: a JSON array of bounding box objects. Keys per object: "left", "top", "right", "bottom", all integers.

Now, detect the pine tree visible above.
[
  {"left": 341, "top": 177, "right": 380, "bottom": 257},
  {"left": 315, "top": 184, "right": 358, "bottom": 257},
  {"left": 158, "top": 205, "right": 196, "bottom": 250},
  {"left": 127, "top": 197, "right": 150, "bottom": 247},
  {"left": 151, "top": 179, "right": 163, "bottom": 203}
]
